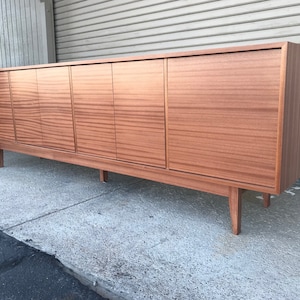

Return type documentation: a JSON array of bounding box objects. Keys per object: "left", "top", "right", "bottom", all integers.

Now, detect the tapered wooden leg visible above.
[
  {"left": 263, "top": 193, "right": 270, "bottom": 208},
  {"left": 0, "top": 150, "right": 3, "bottom": 168},
  {"left": 228, "top": 187, "right": 242, "bottom": 235},
  {"left": 100, "top": 170, "right": 108, "bottom": 182}
]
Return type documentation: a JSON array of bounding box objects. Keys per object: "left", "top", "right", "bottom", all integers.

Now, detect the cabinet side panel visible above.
[
  {"left": 113, "top": 60, "right": 165, "bottom": 167},
  {"left": 0, "top": 72, "right": 15, "bottom": 141},
  {"left": 71, "top": 64, "right": 116, "bottom": 158},
  {"left": 36, "top": 67, "right": 75, "bottom": 151},
  {"left": 280, "top": 43, "right": 300, "bottom": 192},
  {"left": 168, "top": 49, "right": 281, "bottom": 188},
  {"left": 10, "top": 69, "right": 43, "bottom": 146}
]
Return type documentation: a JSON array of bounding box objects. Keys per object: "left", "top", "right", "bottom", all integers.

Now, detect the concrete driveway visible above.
[{"left": 1, "top": 151, "right": 299, "bottom": 299}]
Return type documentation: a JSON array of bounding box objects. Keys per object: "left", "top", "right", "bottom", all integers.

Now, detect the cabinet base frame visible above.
[
  {"left": 229, "top": 187, "right": 243, "bottom": 235},
  {"left": 263, "top": 193, "right": 271, "bottom": 208},
  {"left": 99, "top": 170, "right": 108, "bottom": 182},
  {"left": 0, "top": 143, "right": 274, "bottom": 235}
]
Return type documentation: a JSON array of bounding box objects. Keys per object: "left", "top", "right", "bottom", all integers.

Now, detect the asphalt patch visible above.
[{"left": 0, "top": 231, "right": 107, "bottom": 300}]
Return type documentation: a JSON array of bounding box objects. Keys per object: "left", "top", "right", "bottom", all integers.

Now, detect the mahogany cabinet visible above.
[{"left": 1, "top": 42, "right": 300, "bottom": 234}]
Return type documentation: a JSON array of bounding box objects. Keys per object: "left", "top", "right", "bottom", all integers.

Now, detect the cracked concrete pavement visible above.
[{"left": 1, "top": 150, "right": 300, "bottom": 299}]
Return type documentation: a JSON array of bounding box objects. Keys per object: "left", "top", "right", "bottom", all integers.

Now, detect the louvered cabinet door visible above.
[
  {"left": 0, "top": 72, "right": 15, "bottom": 141},
  {"left": 36, "top": 67, "right": 75, "bottom": 151},
  {"left": 71, "top": 64, "right": 116, "bottom": 158},
  {"left": 112, "top": 60, "right": 165, "bottom": 167},
  {"left": 10, "top": 69, "right": 43, "bottom": 146},
  {"left": 168, "top": 49, "right": 281, "bottom": 188}
]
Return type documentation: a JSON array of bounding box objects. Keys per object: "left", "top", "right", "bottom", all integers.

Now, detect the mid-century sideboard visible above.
[{"left": 1, "top": 42, "right": 300, "bottom": 234}]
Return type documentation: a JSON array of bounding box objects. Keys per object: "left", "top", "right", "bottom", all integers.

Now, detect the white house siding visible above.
[
  {"left": 0, "top": 0, "right": 55, "bottom": 68},
  {"left": 54, "top": 0, "right": 300, "bottom": 62}
]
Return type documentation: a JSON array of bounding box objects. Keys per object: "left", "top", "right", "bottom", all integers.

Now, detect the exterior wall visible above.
[
  {"left": 54, "top": 0, "right": 300, "bottom": 62},
  {"left": 0, "top": 0, "right": 56, "bottom": 68}
]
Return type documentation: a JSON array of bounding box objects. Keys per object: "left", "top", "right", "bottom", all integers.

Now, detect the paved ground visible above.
[
  {"left": 1, "top": 150, "right": 300, "bottom": 299},
  {"left": 0, "top": 231, "right": 107, "bottom": 300}
]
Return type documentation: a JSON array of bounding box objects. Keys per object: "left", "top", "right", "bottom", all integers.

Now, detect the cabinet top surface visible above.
[{"left": 0, "top": 41, "right": 291, "bottom": 72}]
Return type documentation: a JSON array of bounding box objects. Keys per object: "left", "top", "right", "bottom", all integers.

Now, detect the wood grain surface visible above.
[
  {"left": 71, "top": 64, "right": 116, "bottom": 158},
  {"left": 36, "top": 67, "right": 75, "bottom": 151},
  {"left": 168, "top": 49, "right": 282, "bottom": 187},
  {"left": 0, "top": 42, "right": 286, "bottom": 72},
  {"left": 0, "top": 72, "right": 15, "bottom": 141},
  {"left": 10, "top": 69, "right": 43, "bottom": 146},
  {"left": 113, "top": 60, "right": 165, "bottom": 167},
  {"left": 279, "top": 43, "right": 300, "bottom": 192}
]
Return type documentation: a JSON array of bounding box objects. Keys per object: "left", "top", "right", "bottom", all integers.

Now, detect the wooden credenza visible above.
[{"left": 1, "top": 42, "right": 300, "bottom": 234}]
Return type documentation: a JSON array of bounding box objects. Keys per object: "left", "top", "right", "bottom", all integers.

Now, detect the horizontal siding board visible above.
[
  {"left": 55, "top": 0, "right": 150, "bottom": 18},
  {"left": 54, "top": 0, "right": 100, "bottom": 9},
  {"left": 56, "top": 7, "right": 300, "bottom": 43},
  {"left": 55, "top": 0, "right": 270, "bottom": 36},
  {"left": 57, "top": 31, "right": 300, "bottom": 62},
  {"left": 56, "top": 2, "right": 300, "bottom": 40},
  {"left": 54, "top": 0, "right": 300, "bottom": 62},
  {"left": 55, "top": 0, "right": 218, "bottom": 27},
  {"left": 57, "top": 15, "right": 300, "bottom": 54}
]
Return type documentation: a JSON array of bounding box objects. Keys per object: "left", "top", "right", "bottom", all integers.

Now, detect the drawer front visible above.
[
  {"left": 168, "top": 49, "right": 281, "bottom": 187},
  {"left": 10, "top": 69, "right": 43, "bottom": 146},
  {"left": 113, "top": 60, "right": 165, "bottom": 167},
  {"left": 36, "top": 67, "right": 75, "bottom": 151},
  {"left": 0, "top": 72, "right": 15, "bottom": 141},
  {"left": 72, "top": 64, "right": 116, "bottom": 158}
]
